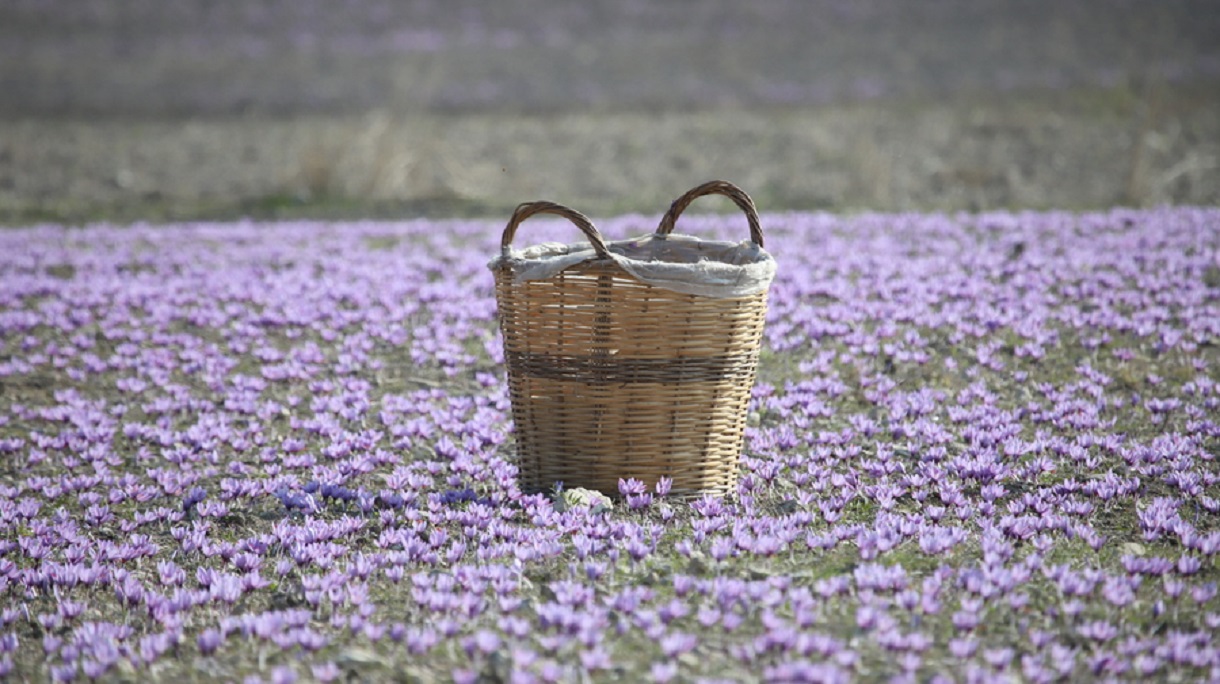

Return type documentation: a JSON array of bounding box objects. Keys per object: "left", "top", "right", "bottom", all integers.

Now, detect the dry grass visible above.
[{"left": 2, "top": 84, "right": 1218, "bottom": 225}]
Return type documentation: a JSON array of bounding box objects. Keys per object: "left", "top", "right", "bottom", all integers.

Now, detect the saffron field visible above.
[{"left": 1, "top": 208, "right": 1219, "bottom": 682}]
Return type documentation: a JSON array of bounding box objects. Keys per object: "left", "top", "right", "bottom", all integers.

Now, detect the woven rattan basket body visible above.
[{"left": 492, "top": 181, "right": 770, "bottom": 497}]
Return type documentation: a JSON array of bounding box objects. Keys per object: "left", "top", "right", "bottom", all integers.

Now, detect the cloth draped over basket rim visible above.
[
  {"left": 489, "top": 180, "right": 775, "bottom": 498},
  {"left": 489, "top": 180, "right": 776, "bottom": 298},
  {"left": 488, "top": 232, "right": 776, "bottom": 298}
]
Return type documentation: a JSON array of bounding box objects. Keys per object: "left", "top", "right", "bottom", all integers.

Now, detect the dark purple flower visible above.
[
  {"left": 197, "top": 628, "right": 223, "bottom": 655},
  {"left": 182, "top": 486, "right": 207, "bottom": 512}
]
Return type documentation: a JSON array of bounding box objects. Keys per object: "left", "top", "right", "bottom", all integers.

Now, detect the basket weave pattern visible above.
[{"left": 493, "top": 181, "right": 769, "bottom": 497}]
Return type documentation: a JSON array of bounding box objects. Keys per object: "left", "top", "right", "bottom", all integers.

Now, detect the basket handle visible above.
[
  {"left": 502, "top": 201, "right": 612, "bottom": 259},
  {"left": 657, "top": 180, "right": 764, "bottom": 248}
]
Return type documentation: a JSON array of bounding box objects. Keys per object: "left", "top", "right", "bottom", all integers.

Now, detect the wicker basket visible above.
[{"left": 491, "top": 181, "right": 771, "bottom": 497}]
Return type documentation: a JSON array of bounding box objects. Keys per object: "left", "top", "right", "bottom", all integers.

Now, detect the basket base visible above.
[{"left": 510, "top": 378, "right": 747, "bottom": 498}]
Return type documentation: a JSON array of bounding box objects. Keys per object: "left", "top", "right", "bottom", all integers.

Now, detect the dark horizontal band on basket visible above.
[{"left": 506, "top": 351, "right": 759, "bottom": 384}]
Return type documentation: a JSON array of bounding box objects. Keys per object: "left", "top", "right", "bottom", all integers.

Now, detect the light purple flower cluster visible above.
[{"left": 0, "top": 207, "right": 1218, "bottom": 682}]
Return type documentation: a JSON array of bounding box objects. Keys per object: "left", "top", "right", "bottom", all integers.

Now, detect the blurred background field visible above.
[{"left": 2, "top": 0, "right": 1218, "bottom": 223}]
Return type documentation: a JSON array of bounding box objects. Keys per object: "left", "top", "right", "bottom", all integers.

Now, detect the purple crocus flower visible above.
[{"left": 197, "top": 628, "right": 223, "bottom": 655}]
